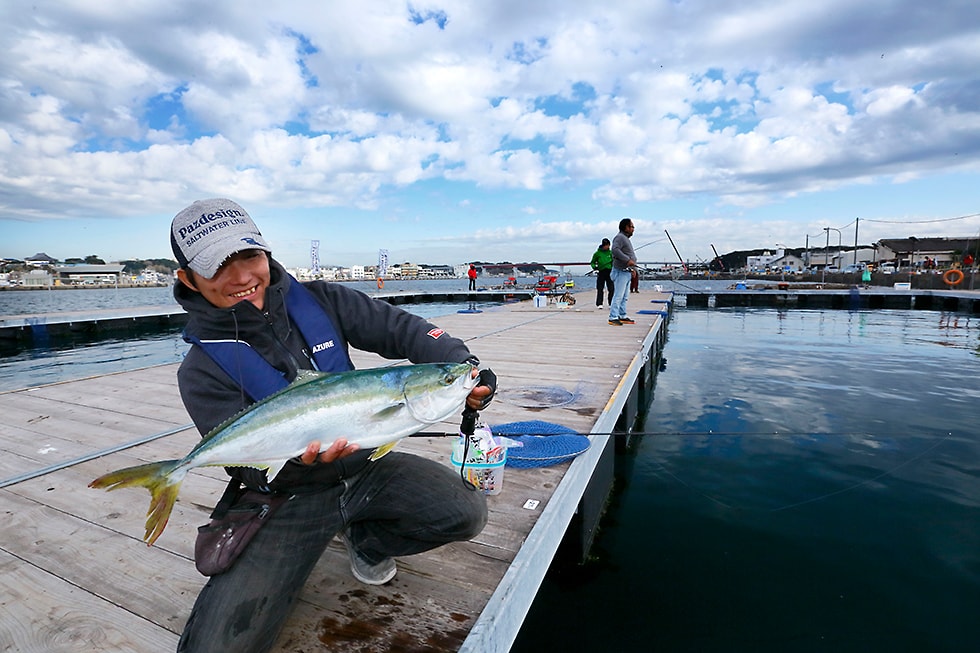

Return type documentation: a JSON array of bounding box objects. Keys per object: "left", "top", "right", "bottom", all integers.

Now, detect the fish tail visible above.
[{"left": 89, "top": 460, "right": 184, "bottom": 546}]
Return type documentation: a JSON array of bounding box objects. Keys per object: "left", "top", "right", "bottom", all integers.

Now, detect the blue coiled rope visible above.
[{"left": 490, "top": 420, "right": 591, "bottom": 468}]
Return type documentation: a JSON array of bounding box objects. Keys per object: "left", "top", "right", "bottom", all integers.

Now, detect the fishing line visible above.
[
  {"left": 632, "top": 265, "right": 706, "bottom": 293},
  {"left": 627, "top": 430, "right": 956, "bottom": 513},
  {"left": 411, "top": 429, "right": 949, "bottom": 438},
  {"left": 412, "top": 428, "right": 957, "bottom": 512},
  {"left": 767, "top": 431, "right": 953, "bottom": 512}
]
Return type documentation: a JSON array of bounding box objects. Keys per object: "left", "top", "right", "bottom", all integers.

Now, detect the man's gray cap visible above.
[{"left": 170, "top": 198, "right": 271, "bottom": 278}]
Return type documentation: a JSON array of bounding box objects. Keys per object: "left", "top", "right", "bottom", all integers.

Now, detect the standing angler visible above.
[
  {"left": 608, "top": 218, "right": 637, "bottom": 326},
  {"left": 139, "top": 198, "right": 494, "bottom": 653},
  {"left": 590, "top": 238, "right": 614, "bottom": 307}
]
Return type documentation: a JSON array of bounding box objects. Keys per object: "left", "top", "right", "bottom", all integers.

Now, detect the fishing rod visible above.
[
  {"left": 633, "top": 237, "right": 668, "bottom": 251},
  {"left": 410, "top": 429, "right": 943, "bottom": 439},
  {"left": 664, "top": 229, "right": 688, "bottom": 273}
]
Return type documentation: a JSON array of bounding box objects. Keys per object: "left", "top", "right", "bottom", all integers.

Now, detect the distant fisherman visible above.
[
  {"left": 153, "top": 198, "right": 495, "bottom": 653},
  {"left": 590, "top": 238, "right": 613, "bottom": 307},
  {"left": 608, "top": 218, "right": 637, "bottom": 326}
]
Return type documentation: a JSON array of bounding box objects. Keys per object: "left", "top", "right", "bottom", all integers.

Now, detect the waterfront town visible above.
[{"left": 1, "top": 235, "right": 979, "bottom": 288}]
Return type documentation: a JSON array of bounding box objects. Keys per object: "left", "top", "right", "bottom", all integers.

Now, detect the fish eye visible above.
[{"left": 444, "top": 373, "right": 455, "bottom": 384}]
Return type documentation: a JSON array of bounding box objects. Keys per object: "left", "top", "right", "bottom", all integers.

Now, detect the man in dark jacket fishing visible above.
[{"left": 170, "top": 198, "right": 495, "bottom": 653}]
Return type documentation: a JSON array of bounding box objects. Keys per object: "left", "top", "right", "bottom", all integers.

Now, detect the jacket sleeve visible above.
[{"left": 307, "top": 282, "right": 477, "bottom": 365}]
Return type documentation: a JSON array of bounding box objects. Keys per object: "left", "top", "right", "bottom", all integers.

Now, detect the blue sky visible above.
[{"left": 1, "top": 0, "right": 979, "bottom": 271}]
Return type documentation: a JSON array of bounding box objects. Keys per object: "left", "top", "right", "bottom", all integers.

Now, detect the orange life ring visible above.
[
  {"left": 377, "top": 277, "right": 384, "bottom": 289},
  {"left": 943, "top": 269, "right": 964, "bottom": 286}
]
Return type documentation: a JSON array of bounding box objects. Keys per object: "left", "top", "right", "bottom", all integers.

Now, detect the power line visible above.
[
  {"left": 805, "top": 211, "right": 980, "bottom": 243},
  {"left": 861, "top": 212, "right": 980, "bottom": 225}
]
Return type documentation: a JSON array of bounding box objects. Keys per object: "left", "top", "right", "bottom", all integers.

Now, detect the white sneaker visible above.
[{"left": 340, "top": 531, "right": 397, "bottom": 585}]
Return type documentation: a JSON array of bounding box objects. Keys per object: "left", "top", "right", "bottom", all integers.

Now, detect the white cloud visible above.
[{"left": 1, "top": 0, "right": 979, "bottom": 265}]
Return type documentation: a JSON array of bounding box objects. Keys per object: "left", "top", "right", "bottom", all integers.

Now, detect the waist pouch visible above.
[
  {"left": 194, "top": 489, "right": 291, "bottom": 576},
  {"left": 195, "top": 455, "right": 372, "bottom": 575}
]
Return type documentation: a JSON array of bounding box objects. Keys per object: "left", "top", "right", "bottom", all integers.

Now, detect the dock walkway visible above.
[{"left": 0, "top": 290, "right": 671, "bottom": 652}]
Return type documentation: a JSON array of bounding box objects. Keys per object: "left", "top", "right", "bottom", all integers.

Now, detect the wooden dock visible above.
[{"left": 0, "top": 290, "right": 671, "bottom": 653}]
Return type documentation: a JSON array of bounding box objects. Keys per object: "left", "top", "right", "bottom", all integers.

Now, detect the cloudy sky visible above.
[{"left": 1, "top": 0, "right": 979, "bottom": 270}]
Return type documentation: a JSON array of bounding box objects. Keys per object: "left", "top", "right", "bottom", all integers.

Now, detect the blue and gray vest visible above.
[{"left": 184, "top": 278, "right": 353, "bottom": 402}]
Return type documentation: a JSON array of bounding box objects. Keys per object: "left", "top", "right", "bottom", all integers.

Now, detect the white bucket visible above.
[
  {"left": 533, "top": 295, "right": 547, "bottom": 308},
  {"left": 451, "top": 440, "right": 507, "bottom": 495}
]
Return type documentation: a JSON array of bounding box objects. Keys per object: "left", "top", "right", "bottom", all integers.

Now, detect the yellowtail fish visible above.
[{"left": 90, "top": 362, "right": 477, "bottom": 545}]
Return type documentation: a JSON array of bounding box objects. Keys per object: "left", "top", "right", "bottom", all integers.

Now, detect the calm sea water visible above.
[
  {"left": 513, "top": 307, "right": 980, "bottom": 653},
  {"left": 0, "top": 279, "right": 542, "bottom": 389}
]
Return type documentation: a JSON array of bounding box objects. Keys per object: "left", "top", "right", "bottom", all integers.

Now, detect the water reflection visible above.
[{"left": 514, "top": 307, "right": 980, "bottom": 653}]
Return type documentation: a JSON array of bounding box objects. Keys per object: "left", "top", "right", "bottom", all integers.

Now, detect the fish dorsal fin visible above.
[
  {"left": 293, "top": 369, "right": 324, "bottom": 386},
  {"left": 199, "top": 369, "right": 329, "bottom": 444},
  {"left": 368, "top": 441, "right": 400, "bottom": 461}
]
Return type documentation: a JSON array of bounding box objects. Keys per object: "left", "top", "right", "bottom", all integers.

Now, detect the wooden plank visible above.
[
  {"left": 0, "top": 489, "right": 201, "bottom": 633},
  {"left": 0, "top": 547, "right": 181, "bottom": 653},
  {"left": 5, "top": 458, "right": 223, "bottom": 557},
  {"left": 0, "top": 394, "right": 185, "bottom": 439},
  {"left": 26, "top": 376, "right": 189, "bottom": 414},
  {"left": 274, "top": 542, "right": 505, "bottom": 652},
  {"left": 0, "top": 447, "right": 46, "bottom": 481}
]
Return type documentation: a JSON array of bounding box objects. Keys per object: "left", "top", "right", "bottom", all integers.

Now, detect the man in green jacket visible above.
[{"left": 590, "top": 238, "right": 614, "bottom": 307}]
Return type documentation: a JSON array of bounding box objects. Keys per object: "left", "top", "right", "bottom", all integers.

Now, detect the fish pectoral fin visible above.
[
  {"left": 222, "top": 461, "right": 290, "bottom": 483},
  {"left": 237, "top": 460, "right": 288, "bottom": 483},
  {"left": 368, "top": 441, "right": 400, "bottom": 461},
  {"left": 372, "top": 403, "right": 406, "bottom": 420},
  {"left": 264, "top": 460, "right": 290, "bottom": 482}
]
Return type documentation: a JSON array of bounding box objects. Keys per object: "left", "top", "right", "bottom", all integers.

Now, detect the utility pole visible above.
[{"left": 822, "top": 229, "right": 829, "bottom": 283}]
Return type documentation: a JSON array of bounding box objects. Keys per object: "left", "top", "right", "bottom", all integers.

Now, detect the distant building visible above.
[
  {"left": 877, "top": 237, "right": 979, "bottom": 269},
  {"left": 746, "top": 249, "right": 804, "bottom": 272},
  {"left": 768, "top": 253, "right": 806, "bottom": 272},
  {"left": 478, "top": 264, "right": 518, "bottom": 278},
  {"left": 135, "top": 269, "right": 168, "bottom": 285},
  {"left": 25, "top": 252, "right": 58, "bottom": 267},
  {"left": 23, "top": 269, "right": 54, "bottom": 287},
  {"left": 420, "top": 264, "right": 454, "bottom": 278},
  {"left": 53, "top": 264, "right": 124, "bottom": 285},
  {"left": 398, "top": 262, "right": 420, "bottom": 277}
]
